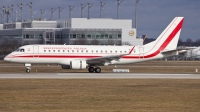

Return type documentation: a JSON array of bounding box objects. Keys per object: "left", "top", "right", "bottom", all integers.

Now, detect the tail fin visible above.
[{"left": 147, "top": 17, "right": 184, "bottom": 52}]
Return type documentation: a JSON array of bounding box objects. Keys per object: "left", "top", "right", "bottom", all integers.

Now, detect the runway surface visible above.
[{"left": 0, "top": 73, "right": 200, "bottom": 79}]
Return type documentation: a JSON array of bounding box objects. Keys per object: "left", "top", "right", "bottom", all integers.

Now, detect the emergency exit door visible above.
[{"left": 139, "top": 47, "right": 144, "bottom": 59}]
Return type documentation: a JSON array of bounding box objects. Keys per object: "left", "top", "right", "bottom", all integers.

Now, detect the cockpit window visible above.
[
  {"left": 15, "top": 48, "right": 25, "bottom": 52},
  {"left": 16, "top": 49, "right": 20, "bottom": 52},
  {"left": 20, "top": 49, "right": 24, "bottom": 52}
]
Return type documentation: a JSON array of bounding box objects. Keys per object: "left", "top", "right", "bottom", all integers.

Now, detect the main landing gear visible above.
[{"left": 88, "top": 66, "right": 101, "bottom": 73}]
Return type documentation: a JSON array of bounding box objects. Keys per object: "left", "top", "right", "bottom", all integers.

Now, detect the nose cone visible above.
[{"left": 4, "top": 56, "right": 11, "bottom": 62}]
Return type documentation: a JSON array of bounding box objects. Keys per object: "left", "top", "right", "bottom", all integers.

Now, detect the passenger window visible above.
[
  {"left": 105, "top": 50, "right": 107, "bottom": 53},
  {"left": 81, "top": 50, "right": 83, "bottom": 52},
  {"left": 120, "top": 51, "right": 122, "bottom": 53},
  {"left": 44, "top": 50, "right": 46, "bottom": 52},
  {"left": 96, "top": 50, "right": 98, "bottom": 53},
  {"left": 53, "top": 50, "right": 55, "bottom": 52},
  {"left": 58, "top": 50, "right": 60, "bottom": 52},
  {"left": 92, "top": 50, "right": 93, "bottom": 53},
  {"left": 110, "top": 51, "right": 112, "bottom": 53},
  {"left": 63, "top": 50, "right": 65, "bottom": 52},
  {"left": 86, "top": 50, "right": 88, "bottom": 53},
  {"left": 115, "top": 51, "right": 117, "bottom": 53},
  {"left": 124, "top": 51, "right": 126, "bottom": 53},
  {"left": 72, "top": 50, "right": 74, "bottom": 52},
  {"left": 49, "top": 50, "right": 51, "bottom": 52},
  {"left": 101, "top": 50, "right": 103, "bottom": 53},
  {"left": 68, "top": 50, "right": 69, "bottom": 52}
]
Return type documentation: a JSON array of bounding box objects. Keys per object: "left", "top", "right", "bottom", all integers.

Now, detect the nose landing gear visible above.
[
  {"left": 26, "top": 69, "right": 31, "bottom": 73},
  {"left": 25, "top": 63, "right": 31, "bottom": 73}
]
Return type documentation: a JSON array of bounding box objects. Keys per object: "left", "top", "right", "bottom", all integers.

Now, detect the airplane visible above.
[
  {"left": 185, "top": 47, "right": 200, "bottom": 60},
  {"left": 4, "top": 17, "right": 184, "bottom": 73}
]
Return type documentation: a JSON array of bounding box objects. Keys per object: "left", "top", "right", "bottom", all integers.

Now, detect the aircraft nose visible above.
[{"left": 4, "top": 56, "right": 11, "bottom": 62}]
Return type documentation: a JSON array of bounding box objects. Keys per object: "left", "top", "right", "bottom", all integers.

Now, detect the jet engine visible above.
[{"left": 70, "top": 60, "right": 87, "bottom": 69}]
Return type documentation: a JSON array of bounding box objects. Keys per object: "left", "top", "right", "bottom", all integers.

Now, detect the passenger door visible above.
[{"left": 33, "top": 45, "right": 39, "bottom": 58}]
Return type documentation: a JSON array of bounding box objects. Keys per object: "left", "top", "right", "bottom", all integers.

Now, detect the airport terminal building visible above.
[{"left": 0, "top": 18, "right": 143, "bottom": 46}]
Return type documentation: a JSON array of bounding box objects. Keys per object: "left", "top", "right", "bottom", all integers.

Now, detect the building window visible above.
[
  {"left": 100, "top": 35, "right": 104, "bottom": 39},
  {"left": 73, "top": 35, "right": 76, "bottom": 38},
  {"left": 26, "top": 35, "right": 29, "bottom": 39},
  {"left": 118, "top": 35, "right": 121, "bottom": 38},
  {"left": 96, "top": 35, "right": 100, "bottom": 39},
  {"left": 105, "top": 35, "right": 108, "bottom": 39},
  {"left": 87, "top": 34, "right": 91, "bottom": 38}
]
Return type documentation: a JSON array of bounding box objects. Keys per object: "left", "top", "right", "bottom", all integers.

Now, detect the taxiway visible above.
[{"left": 0, "top": 73, "right": 199, "bottom": 79}]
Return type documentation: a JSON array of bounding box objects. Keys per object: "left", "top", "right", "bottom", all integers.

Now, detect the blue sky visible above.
[{"left": 1, "top": 0, "right": 200, "bottom": 41}]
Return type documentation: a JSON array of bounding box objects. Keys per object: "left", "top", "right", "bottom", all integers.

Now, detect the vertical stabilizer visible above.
[{"left": 147, "top": 17, "right": 184, "bottom": 52}]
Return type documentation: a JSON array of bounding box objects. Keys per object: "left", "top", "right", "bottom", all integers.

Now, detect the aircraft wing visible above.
[
  {"left": 86, "top": 46, "right": 135, "bottom": 65},
  {"left": 86, "top": 54, "right": 128, "bottom": 65}
]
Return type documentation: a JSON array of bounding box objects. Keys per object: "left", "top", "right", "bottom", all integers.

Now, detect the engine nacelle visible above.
[
  {"left": 70, "top": 60, "right": 87, "bottom": 69},
  {"left": 61, "top": 65, "right": 71, "bottom": 69}
]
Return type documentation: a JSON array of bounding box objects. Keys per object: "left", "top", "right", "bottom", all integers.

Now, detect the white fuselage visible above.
[{"left": 4, "top": 45, "right": 163, "bottom": 65}]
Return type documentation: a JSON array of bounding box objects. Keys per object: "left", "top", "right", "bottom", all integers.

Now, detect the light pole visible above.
[
  {"left": 50, "top": 8, "right": 57, "bottom": 21},
  {"left": 135, "top": 0, "right": 140, "bottom": 31},
  {"left": 10, "top": 5, "right": 14, "bottom": 23},
  {"left": 17, "top": 3, "right": 23, "bottom": 23},
  {"left": 100, "top": 1, "right": 107, "bottom": 18},
  {"left": 87, "top": 3, "right": 94, "bottom": 19},
  {"left": 27, "top": 2, "right": 33, "bottom": 21},
  {"left": 1, "top": 6, "right": 6, "bottom": 24},
  {"left": 40, "top": 9, "right": 47, "bottom": 20},
  {"left": 117, "top": 0, "right": 125, "bottom": 19},
  {"left": 69, "top": 5, "right": 75, "bottom": 19},
  {"left": 80, "top": 4, "right": 87, "bottom": 18},
  {"left": 58, "top": 7, "right": 64, "bottom": 19}
]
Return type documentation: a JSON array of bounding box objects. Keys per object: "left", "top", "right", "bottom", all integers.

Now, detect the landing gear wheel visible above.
[
  {"left": 95, "top": 67, "right": 101, "bottom": 73},
  {"left": 88, "top": 67, "right": 95, "bottom": 73},
  {"left": 26, "top": 69, "right": 31, "bottom": 73}
]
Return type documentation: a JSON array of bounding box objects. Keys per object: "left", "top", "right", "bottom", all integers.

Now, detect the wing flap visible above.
[{"left": 86, "top": 54, "right": 128, "bottom": 65}]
